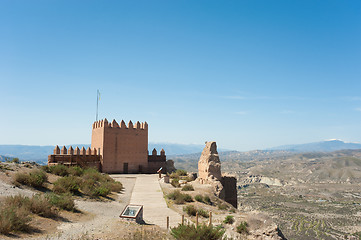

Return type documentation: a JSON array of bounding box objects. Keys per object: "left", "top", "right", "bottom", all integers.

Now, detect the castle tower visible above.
[{"left": 91, "top": 118, "right": 148, "bottom": 173}]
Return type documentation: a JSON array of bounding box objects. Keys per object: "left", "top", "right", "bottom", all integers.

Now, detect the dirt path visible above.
[{"left": 29, "top": 176, "right": 136, "bottom": 240}]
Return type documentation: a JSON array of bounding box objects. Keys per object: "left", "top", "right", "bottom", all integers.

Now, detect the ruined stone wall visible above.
[
  {"left": 91, "top": 119, "right": 148, "bottom": 173},
  {"left": 197, "top": 141, "right": 238, "bottom": 208},
  {"left": 221, "top": 176, "right": 238, "bottom": 208}
]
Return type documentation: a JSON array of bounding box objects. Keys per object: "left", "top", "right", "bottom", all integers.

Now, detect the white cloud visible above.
[{"left": 355, "top": 108, "right": 361, "bottom": 112}]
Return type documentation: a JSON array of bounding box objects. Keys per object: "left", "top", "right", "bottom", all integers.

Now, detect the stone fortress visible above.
[{"left": 48, "top": 118, "right": 167, "bottom": 174}]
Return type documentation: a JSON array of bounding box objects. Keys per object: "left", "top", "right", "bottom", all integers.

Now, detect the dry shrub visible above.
[
  {"left": 181, "top": 184, "right": 194, "bottom": 191},
  {"left": 53, "top": 176, "right": 82, "bottom": 194},
  {"left": 48, "top": 164, "right": 69, "bottom": 176},
  {"left": 223, "top": 215, "right": 234, "bottom": 224},
  {"left": 195, "top": 194, "right": 203, "bottom": 202},
  {"left": 183, "top": 205, "right": 197, "bottom": 216},
  {"left": 14, "top": 169, "right": 47, "bottom": 188},
  {"left": 236, "top": 221, "right": 249, "bottom": 234},
  {"left": 68, "top": 166, "right": 84, "bottom": 176},
  {"left": 0, "top": 207, "right": 31, "bottom": 234},
  {"left": 171, "top": 223, "right": 225, "bottom": 240},
  {"left": 46, "top": 193, "right": 75, "bottom": 211},
  {"left": 171, "top": 178, "right": 180, "bottom": 188},
  {"left": 4, "top": 194, "right": 57, "bottom": 218},
  {"left": 183, "top": 205, "right": 209, "bottom": 218},
  {"left": 29, "top": 194, "right": 57, "bottom": 218},
  {"left": 167, "top": 190, "right": 192, "bottom": 204}
]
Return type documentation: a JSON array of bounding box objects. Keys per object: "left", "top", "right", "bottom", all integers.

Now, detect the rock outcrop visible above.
[
  {"left": 197, "top": 141, "right": 237, "bottom": 208},
  {"left": 198, "top": 141, "right": 222, "bottom": 182}
]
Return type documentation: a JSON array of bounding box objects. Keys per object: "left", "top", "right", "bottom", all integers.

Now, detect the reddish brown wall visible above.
[
  {"left": 147, "top": 154, "right": 166, "bottom": 173},
  {"left": 91, "top": 119, "right": 148, "bottom": 173},
  {"left": 48, "top": 154, "right": 101, "bottom": 171}
]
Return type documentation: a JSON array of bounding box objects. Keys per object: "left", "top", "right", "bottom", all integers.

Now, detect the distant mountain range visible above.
[
  {"left": 0, "top": 143, "right": 218, "bottom": 164},
  {"left": 269, "top": 140, "right": 361, "bottom": 152},
  {"left": 0, "top": 140, "right": 360, "bottom": 165}
]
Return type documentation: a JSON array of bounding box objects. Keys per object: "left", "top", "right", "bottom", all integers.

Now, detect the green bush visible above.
[
  {"left": 183, "top": 205, "right": 209, "bottom": 218},
  {"left": 11, "top": 158, "right": 20, "bottom": 164},
  {"left": 0, "top": 207, "right": 31, "bottom": 234},
  {"left": 204, "top": 195, "right": 212, "bottom": 205},
  {"left": 93, "top": 184, "right": 111, "bottom": 197},
  {"left": 41, "top": 165, "right": 50, "bottom": 172},
  {"left": 48, "top": 164, "right": 69, "bottom": 176},
  {"left": 53, "top": 175, "right": 82, "bottom": 194},
  {"left": 49, "top": 166, "right": 121, "bottom": 198},
  {"left": 68, "top": 166, "right": 84, "bottom": 176},
  {"left": 197, "top": 208, "right": 209, "bottom": 218},
  {"left": 169, "top": 172, "right": 179, "bottom": 179},
  {"left": 46, "top": 193, "right": 75, "bottom": 211},
  {"left": 14, "top": 169, "right": 48, "bottom": 188},
  {"left": 171, "top": 178, "right": 181, "bottom": 188},
  {"left": 183, "top": 205, "right": 197, "bottom": 216},
  {"left": 223, "top": 215, "right": 234, "bottom": 224},
  {"left": 176, "top": 169, "right": 187, "bottom": 176},
  {"left": 82, "top": 168, "right": 102, "bottom": 181},
  {"left": 171, "top": 223, "right": 225, "bottom": 240},
  {"left": 167, "top": 190, "right": 185, "bottom": 204},
  {"left": 195, "top": 194, "right": 203, "bottom": 203},
  {"left": 236, "top": 221, "right": 249, "bottom": 234},
  {"left": 167, "top": 190, "right": 192, "bottom": 204},
  {"left": 181, "top": 184, "right": 194, "bottom": 191},
  {"left": 183, "top": 194, "right": 193, "bottom": 202}
]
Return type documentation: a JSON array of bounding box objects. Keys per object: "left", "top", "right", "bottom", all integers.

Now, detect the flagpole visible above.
[{"left": 96, "top": 89, "right": 99, "bottom": 121}]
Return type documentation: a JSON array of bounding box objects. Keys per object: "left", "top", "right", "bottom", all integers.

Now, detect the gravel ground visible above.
[{"left": 29, "top": 176, "right": 136, "bottom": 240}]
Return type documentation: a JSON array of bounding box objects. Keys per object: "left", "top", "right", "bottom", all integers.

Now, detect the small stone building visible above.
[{"left": 48, "top": 118, "right": 167, "bottom": 174}]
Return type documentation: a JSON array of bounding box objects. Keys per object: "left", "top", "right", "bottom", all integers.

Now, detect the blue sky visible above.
[{"left": 0, "top": 0, "right": 360, "bottom": 151}]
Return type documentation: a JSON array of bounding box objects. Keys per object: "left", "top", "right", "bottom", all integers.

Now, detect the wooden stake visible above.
[
  {"left": 182, "top": 215, "right": 184, "bottom": 225},
  {"left": 196, "top": 212, "right": 199, "bottom": 227},
  {"left": 167, "top": 216, "right": 169, "bottom": 229},
  {"left": 209, "top": 211, "right": 212, "bottom": 226}
]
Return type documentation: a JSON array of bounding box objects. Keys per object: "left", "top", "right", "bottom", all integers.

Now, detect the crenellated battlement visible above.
[
  {"left": 48, "top": 145, "right": 101, "bottom": 171},
  {"left": 52, "top": 145, "right": 99, "bottom": 156},
  {"left": 92, "top": 118, "right": 148, "bottom": 130}
]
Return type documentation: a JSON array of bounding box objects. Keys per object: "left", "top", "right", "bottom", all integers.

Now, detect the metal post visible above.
[
  {"left": 196, "top": 212, "right": 198, "bottom": 227},
  {"left": 167, "top": 216, "right": 169, "bottom": 229},
  {"left": 182, "top": 215, "right": 184, "bottom": 225}
]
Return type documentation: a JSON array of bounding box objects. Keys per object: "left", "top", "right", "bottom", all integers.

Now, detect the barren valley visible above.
[{"left": 173, "top": 149, "right": 361, "bottom": 239}]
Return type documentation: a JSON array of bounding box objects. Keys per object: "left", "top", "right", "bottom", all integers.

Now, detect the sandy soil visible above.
[
  {"left": 31, "top": 176, "right": 137, "bottom": 240},
  {"left": 0, "top": 167, "right": 139, "bottom": 240}
]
